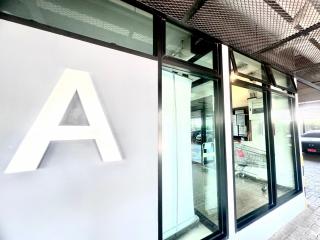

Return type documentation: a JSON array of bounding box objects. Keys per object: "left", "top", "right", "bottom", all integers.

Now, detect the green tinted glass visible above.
[{"left": 1, "top": 0, "right": 153, "bottom": 54}]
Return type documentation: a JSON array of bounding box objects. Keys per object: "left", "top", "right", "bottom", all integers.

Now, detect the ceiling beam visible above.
[
  {"left": 263, "top": 0, "right": 294, "bottom": 23},
  {"left": 297, "top": 78, "right": 320, "bottom": 91},
  {"left": 182, "top": 0, "right": 207, "bottom": 23},
  {"left": 309, "top": 37, "right": 320, "bottom": 51},
  {"left": 311, "top": 80, "right": 320, "bottom": 84},
  {"left": 255, "top": 1, "right": 320, "bottom": 54},
  {"left": 255, "top": 21, "right": 320, "bottom": 54}
]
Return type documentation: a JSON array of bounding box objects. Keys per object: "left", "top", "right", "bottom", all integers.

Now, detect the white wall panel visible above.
[{"left": 0, "top": 19, "right": 158, "bottom": 240}]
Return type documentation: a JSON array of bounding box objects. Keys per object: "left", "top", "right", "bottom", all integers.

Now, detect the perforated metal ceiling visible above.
[
  {"left": 139, "top": 0, "right": 194, "bottom": 20},
  {"left": 138, "top": 0, "right": 320, "bottom": 89}
]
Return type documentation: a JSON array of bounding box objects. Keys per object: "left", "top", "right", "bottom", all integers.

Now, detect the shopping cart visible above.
[{"left": 234, "top": 143, "right": 268, "bottom": 192}]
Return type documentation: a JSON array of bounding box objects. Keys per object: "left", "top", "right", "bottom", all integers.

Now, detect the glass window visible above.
[
  {"left": 194, "top": 51, "right": 213, "bottom": 69},
  {"left": 162, "top": 69, "right": 221, "bottom": 239},
  {"left": 272, "top": 69, "right": 296, "bottom": 92},
  {"left": 166, "top": 23, "right": 215, "bottom": 69},
  {"left": 233, "top": 52, "right": 268, "bottom": 83},
  {"left": 231, "top": 85, "right": 270, "bottom": 219},
  {"left": 271, "top": 93, "right": 296, "bottom": 197},
  {"left": 0, "top": 0, "right": 153, "bottom": 54}
]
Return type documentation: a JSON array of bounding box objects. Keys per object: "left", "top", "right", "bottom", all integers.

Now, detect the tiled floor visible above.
[
  {"left": 179, "top": 161, "right": 279, "bottom": 240},
  {"left": 172, "top": 152, "right": 320, "bottom": 240},
  {"left": 235, "top": 176, "right": 269, "bottom": 218},
  {"left": 269, "top": 153, "right": 320, "bottom": 240},
  {"left": 171, "top": 163, "right": 218, "bottom": 240},
  {"left": 192, "top": 162, "right": 219, "bottom": 224}
]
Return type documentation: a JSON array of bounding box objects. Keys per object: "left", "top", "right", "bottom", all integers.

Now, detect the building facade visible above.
[{"left": 0, "top": 1, "right": 304, "bottom": 240}]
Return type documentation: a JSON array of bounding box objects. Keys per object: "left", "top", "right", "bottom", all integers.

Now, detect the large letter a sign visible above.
[{"left": 5, "top": 69, "right": 122, "bottom": 174}]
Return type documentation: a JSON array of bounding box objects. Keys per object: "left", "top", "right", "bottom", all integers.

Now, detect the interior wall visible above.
[{"left": 231, "top": 85, "right": 250, "bottom": 108}]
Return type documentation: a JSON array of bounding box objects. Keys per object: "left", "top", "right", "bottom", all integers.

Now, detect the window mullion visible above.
[{"left": 264, "top": 88, "right": 277, "bottom": 206}]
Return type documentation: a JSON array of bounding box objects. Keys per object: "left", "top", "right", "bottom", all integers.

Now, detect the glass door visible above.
[
  {"left": 162, "top": 68, "right": 220, "bottom": 240},
  {"left": 231, "top": 85, "right": 270, "bottom": 220},
  {"left": 271, "top": 93, "right": 296, "bottom": 197}
]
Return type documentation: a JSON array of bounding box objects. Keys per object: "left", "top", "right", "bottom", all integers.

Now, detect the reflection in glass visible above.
[
  {"left": 194, "top": 52, "right": 213, "bottom": 69},
  {"left": 231, "top": 85, "right": 269, "bottom": 219},
  {"left": 233, "top": 52, "right": 268, "bottom": 82},
  {"left": 166, "top": 23, "right": 214, "bottom": 69},
  {"left": 271, "top": 94, "right": 296, "bottom": 197},
  {"left": 162, "top": 69, "right": 219, "bottom": 239},
  {"left": 1, "top": 0, "right": 153, "bottom": 54},
  {"left": 272, "top": 68, "right": 295, "bottom": 91}
]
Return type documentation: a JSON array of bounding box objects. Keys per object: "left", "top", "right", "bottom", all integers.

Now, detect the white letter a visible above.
[{"left": 5, "top": 69, "right": 122, "bottom": 174}]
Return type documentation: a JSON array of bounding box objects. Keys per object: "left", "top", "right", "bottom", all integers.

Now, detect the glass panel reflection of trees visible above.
[{"left": 162, "top": 69, "right": 219, "bottom": 240}]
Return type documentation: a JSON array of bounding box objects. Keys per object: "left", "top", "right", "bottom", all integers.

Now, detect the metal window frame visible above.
[
  {"left": 269, "top": 90, "right": 303, "bottom": 204},
  {"left": 159, "top": 16, "right": 229, "bottom": 240},
  {"left": 230, "top": 50, "right": 271, "bottom": 85},
  {"left": 229, "top": 51, "right": 302, "bottom": 230},
  {"left": 230, "top": 49, "right": 297, "bottom": 94},
  {"left": 269, "top": 68, "right": 297, "bottom": 93},
  {"left": 164, "top": 19, "right": 220, "bottom": 73},
  {"left": 230, "top": 76, "right": 302, "bottom": 230},
  {"left": 230, "top": 80, "right": 276, "bottom": 230}
]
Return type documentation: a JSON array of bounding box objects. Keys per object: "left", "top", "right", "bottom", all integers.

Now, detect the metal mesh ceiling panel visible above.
[
  {"left": 189, "top": 0, "right": 298, "bottom": 53},
  {"left": 259, "top": 28, "right": 320, "bottom": 71},
  {"left": 297, "top": 67, "right": 320, "bottom": 83},
  {"left": 297, "top": 81, "right": 320, "bottom": 102},
  {"left": 138, "top": 0, "right": 320, "bottom": 85},
  {"left": 138, "top": 0, "right": 194, "bottom": 20}
]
